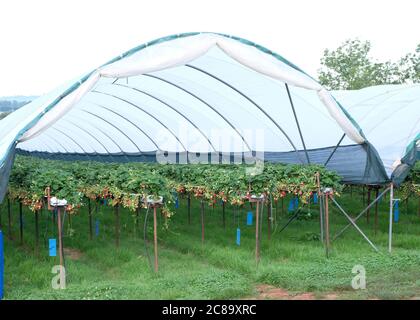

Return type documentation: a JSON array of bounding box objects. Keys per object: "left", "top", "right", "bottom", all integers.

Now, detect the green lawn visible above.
[{"left": 1, "top": 189, "right": 420, "bottom": 300}]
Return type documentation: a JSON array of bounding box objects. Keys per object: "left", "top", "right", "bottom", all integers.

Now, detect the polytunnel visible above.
[
  {"left": 333, "top": 84, "right": 420, "bottom": 185},
  {"left": 0, "top": 32, "right": 389, "bottom": 202}
]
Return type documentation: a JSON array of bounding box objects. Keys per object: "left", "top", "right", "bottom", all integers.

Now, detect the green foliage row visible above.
[
  {"left": 8, "top": 156, "right": 343, "bottom": 218},
  {"left": 400, "top": 161, "right": 420, "bottom": 200}
]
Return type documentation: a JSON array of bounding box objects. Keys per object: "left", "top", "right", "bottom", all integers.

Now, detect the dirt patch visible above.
[
  {"left": 247, "top": 284, "right": 342, "bottom": 300},
  {"left": 63, "top": 248, "right": 83, "bottom": 260}
]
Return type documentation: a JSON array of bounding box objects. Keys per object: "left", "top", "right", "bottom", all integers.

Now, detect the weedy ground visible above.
[{"left": 1, "top": 189, "right": 420, "bottom": 300}]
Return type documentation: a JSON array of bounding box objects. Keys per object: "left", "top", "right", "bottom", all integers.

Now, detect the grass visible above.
[{"left": 1, "top": 188, "right": 420, "bottom": 300}]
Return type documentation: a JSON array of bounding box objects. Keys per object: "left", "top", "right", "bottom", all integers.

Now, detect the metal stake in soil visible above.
[
  {"left": 153, "top": 205, "right": 158, "bottom": 273},
  {"left": 88, "top": 198, "right": 93, "bottom": 240},
  {"left": 201, "top": 199, "right": 205, "bottom": 244},
  {"left": 7, "top": 198, "right": 11, "bottom": 240},
  {"left": 19, "top": 202, "right": 23, "bottom": 245},
  {"left": 324, "top": 193, "right": 330, "bottom": 258},
  {"left": 374, "top": 187, "right": 379, "bottom": 235},
  {"left": 255, "top": 200, "right": 260, "bottom": 264},
  {"left": 57, "top": 207, "right": 64, "bottom": 270},
  {"left": 34, "top": 210, "right": 39, "bottom": 255},
  {"left": 115, "top": 205, "right": 120, "bottom": 248},
  {"left": 222, "top": 201, "right": 226, "bottom": 229},
  {"left": 187, "top": 194, "right": 191, "bottom": 225}
]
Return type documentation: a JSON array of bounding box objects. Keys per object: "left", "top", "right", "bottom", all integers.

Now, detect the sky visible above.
[{"left": 0, "top": 0, "right": 419, "bottom": 96}]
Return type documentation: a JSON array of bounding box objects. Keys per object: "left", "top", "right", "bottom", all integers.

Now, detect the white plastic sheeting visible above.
[
  {"left": 2, "top": 33, "right": 364, "bottom": 156},
  {"left": 333, "top": 84, "right": 420, "bottom": 178},
  {"left": 0, "top": 32, "right": 388, "bottom": 191}
]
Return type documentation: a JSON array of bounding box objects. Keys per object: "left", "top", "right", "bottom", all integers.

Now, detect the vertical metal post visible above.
[
  {"left": 362, "top": 186, "right": 365, "bottom": 205},
  {"left": 325, "top": 193, "right": 330, "bottom": 258},
  {"left": 7, "top": 198, "right": 11, "bottom": 240},
  {"left": 153, "top": 206, "right": 158, "bottom": 273},
  {"left": 135, "top": 206, "right": 140, "bottom": 237},
  {"left": 35, "top": 210, "right": 39, "bottom": 255},
  {"left": 57, "top": 207, "right": 64, "bottom": 269},
  {"left": 267, "top": 200, "right": 271, "bottom": 240},
  {"left": 316, "top": 173, "right": 324, "bottom": 243},
  {"left": 115, "top": 205, "right": 120, "bottom": 248},
  {"left": 418, "top": 196, "right": 420, "bottom": 218},
  {"left": 88, "top": 198, "right": 93, "bottom": 240},
  {"left": 374, "top": 187, "right": 379, "bottom": 235},
  {"left": 201, "top": 200, "right": 205, "bottom": 244},
  {"left": 389, "top": 183, "right": 394, "bottom": 253},
  {"left": 187, "top": 194, "right": 191, "bottom": 225},
  {"left": 19, "top": 202, "right": 23, "bottom": 245},
  {"left": 366, "top": 186, "right": 371, "bottom": 224},
  {"left": 222, "top": 201, "right": 226, "bottom": 229},
  {"left": 255, "top": 200, "right": 260, "bottom": 264},
  {"left": 275, "top": 199, "right": 278, "bottom": 222},
  {"left": 0, "top": 230, "right": 4, "bottom": 300},
  {"left": 281, "top": 197, "right": 284, "bottom": 216}
]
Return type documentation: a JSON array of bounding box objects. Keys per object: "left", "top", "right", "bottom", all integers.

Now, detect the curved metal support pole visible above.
[
  {"left": 49, "top": 127, "right": 90, "bottom": 155},
  {"left": 61, "top": 118, "right": 113, "bottom": 154},
  {"left": 66, "top": 114, "right": 124, "bottom": 154},
  {"left": 142, "top": 73, "right": 252, "bottom": 152},
  {"left": 92, "top": 90, "right": 187, "bottom": 152},
  {"left": 84, "top": 100, "right": 159, "bottom": 150},
  {"left": 285, "top": 84, "right": 308, "bottom": 164},
  {"left": 185, "top": 64, "right": 302, "bottom": 157},
  {"left": 111, "top": 82, "right": 217, "bottom": 152},
  {"left": 80, "top": 109, "right": 142, "bottom": 154}
]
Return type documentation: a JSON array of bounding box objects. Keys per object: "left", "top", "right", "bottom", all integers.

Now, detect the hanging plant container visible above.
[
  {"left": 249, "top": 194, "right": 265, "bottom": 203},
  {"left": 50, "top": 197, "right": 68, "bottom": 207},
  {"left": 146, "top": 195, "right": 163, "bottom": 205}
]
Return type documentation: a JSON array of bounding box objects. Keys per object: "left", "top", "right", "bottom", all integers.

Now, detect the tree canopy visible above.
[{"left": 318, "top": 39, "right": 419, "bottom": 90}]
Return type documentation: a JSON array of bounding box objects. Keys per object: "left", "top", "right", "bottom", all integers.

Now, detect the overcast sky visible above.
[{"left": 0, "top": 0, "right": 419, "bottom": 96}]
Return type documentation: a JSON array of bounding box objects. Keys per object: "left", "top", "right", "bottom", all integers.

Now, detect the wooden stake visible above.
[
  {"left": 35, "top": 210, "right": 39, "bottom": 255},
  {"left": 366, "top": 186, "right": 371, "bottom": 224},
  {"left": 374, "top": 187, "right": 379, "bottom": 235},
  {"left": 315, "top": 172, "right": 323, "bottom": 242},
  {"left": 418, "top": 196, "right": 420, "bottom": 218},
  {"left": 255, "top": 200, "right": 260, "bottom": 264},
  {"left": 187, "top": 194, "right": 191, "bottom": 225},
  {"left": 115, "top": 205, "right": 120, "bottom": 248},
  {"left": 19, "top": 202, "right": 23, "bottom": 245},
  {"left": 325, "top": 193, "right": 330, "bottom": 258},
  {"left": 362, "top": 186, "right": 365, "bottom": 205},
  {"left": 388, "top": 183, "right": 394, "bottom": 253},
  {"left": 201, "top": 200, "right": 205, "bottom": 244},
  {"left": 135, "top": 206, "right": 140, "bottom": 237},
  {"left": 7, "top": 198, "right": 11, "bottom": 240},
  {"left": 88, "top": 198, "right": 93, "bottom": 240},
  {"left": 153, "top": 206, "right": 158, "bottom": 273},
  {"left": 267, "top": 200, "right": 271, "bottom": 240},
  {"left": 57, "top": 207, "right": 64, "bottom": 269},
  {"left": 275, "top": 199, "right": 278, "bottom": 222},
  {"left": 222, "top": 201, "right": 226, "bottom": 229},
  {"left": 281, "top": 197, "right": 284, "bottom": 216}
]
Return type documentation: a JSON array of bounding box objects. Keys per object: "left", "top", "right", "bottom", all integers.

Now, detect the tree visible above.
[
  {"left": 318, "top": 39, "right": 419, "bottom": 90},
  {"left": 396, "top": 44, "right": 420, "bottom": 83}
]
